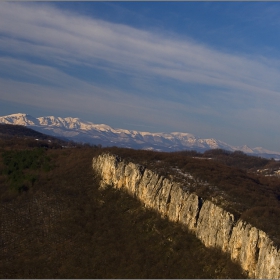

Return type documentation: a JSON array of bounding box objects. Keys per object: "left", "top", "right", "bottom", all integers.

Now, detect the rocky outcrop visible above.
[{"left": 93, "top": 153, "right": 280, "bottom": 279}]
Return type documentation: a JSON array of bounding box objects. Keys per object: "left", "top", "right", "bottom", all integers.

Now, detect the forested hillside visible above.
[
  {"left": 1, "top": 126, "right": 279, "bottom": 278},
  {"left": 0, "top": 135, "right": 246, "bottom": 278}
]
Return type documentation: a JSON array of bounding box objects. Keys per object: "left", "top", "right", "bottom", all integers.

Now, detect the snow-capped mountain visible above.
[{"left": 1, "top": 113, "right": 280, "bottom": 159}]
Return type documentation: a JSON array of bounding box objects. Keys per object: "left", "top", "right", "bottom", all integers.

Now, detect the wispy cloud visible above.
[
  {"left": 0, "top": 2, "right": 280, "bottom": 149},
  {"left": 1, "top": 2, "right": 280, "bottom": 98}
]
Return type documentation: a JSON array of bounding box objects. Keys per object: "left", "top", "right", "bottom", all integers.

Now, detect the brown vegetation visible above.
[
  {"left": 102, "top": 147, "right": 280, "bottom": 246},
  {"left": 0, "top": 137, "right": 246, "bottom": 278}
]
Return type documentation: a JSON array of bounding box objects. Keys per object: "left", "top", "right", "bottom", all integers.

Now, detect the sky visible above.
[{"left": 0, "top": 1, "right": 280, "bottom": 151}]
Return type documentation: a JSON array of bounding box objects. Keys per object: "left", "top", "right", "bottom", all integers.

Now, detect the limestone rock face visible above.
[
  {"left": 93, "top": 153, "right": 280, "bottom": 279},
  {"left": 196, "top": 200, "right": 235, "bottom": 252}
]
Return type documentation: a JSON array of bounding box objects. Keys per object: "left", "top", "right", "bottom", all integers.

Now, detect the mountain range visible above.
[{"left": 1, "top": 113, "right": 279, "bottom": 159}]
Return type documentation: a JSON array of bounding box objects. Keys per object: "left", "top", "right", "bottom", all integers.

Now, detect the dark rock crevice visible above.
[{"left": 194, "top": 196, "right": 204, "bottom": 228}]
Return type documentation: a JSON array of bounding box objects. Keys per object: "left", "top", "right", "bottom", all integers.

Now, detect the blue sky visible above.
[{"left": 1, "top": 1, "right": 280, "bottom": 151}]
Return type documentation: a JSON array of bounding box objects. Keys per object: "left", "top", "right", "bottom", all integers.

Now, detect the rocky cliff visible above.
[{"left": 92, "top": 153, "right": 280, "bottom": 279}]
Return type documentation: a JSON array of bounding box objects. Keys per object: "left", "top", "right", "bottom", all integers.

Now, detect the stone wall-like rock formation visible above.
[{"left": 92, "top": 153, "right": 280, "bottom": 279}]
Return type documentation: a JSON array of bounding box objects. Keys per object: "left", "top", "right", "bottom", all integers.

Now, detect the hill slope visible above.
[
  {"left": 0, "top": 137, "right": 245, "bottom": 278},
  {"left": 93, "top": 152, "right": 280, "bottom": 278},
  {"left": 0, "top": 123, "right": 69, "bottom": 144}
]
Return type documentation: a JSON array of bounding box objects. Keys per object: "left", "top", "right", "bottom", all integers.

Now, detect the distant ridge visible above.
[
  {"left": 1, "top": 113, "right": 279, "bottom": 159},
  {"left": 0, "top": 123, "right": 69, "bottom": 144}
]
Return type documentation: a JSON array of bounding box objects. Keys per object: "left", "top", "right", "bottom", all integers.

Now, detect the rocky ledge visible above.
[{"left": 92, "top": 153, "right": 280, "bottom": 279}]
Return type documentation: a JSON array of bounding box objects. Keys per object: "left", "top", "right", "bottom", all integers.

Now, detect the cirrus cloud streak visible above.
[{"left": 0, "top": 2, "right": 280, "bottom": 149}]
